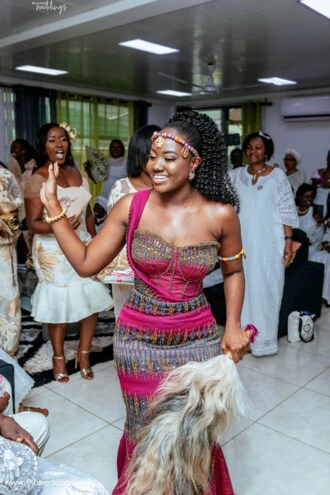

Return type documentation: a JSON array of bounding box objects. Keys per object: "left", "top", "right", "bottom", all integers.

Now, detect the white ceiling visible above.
[{"left": 0, "top": 0, "right": 329, "bottom": 104}]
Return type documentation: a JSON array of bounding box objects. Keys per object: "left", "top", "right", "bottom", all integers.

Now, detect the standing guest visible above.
[
  {"left": 9, "top": 139, "right": 38, "bottom": 193},
  {"left": 101, "top": 139, "right": 127, "bottom": 200},
  {"left": 106, "top": 124, "right": 160, "bottom": 319},
  {"left": 24, "top": 123, "right": 112, "bottom": 383},
  {"left": 283, "top": 149, "right": 304, "bottom": 195},
  {"left": 310, "top": 149, "right": 330, "bottom": 215},
  {"left": 230, "top": 148, "right": 245, "bottom": 169},
  {"left": 93, "top": 196, "right": 108, "bottom": 233},
  {"left": 0, "top": 165, "right": 22, "bottom": 355},
  {"left": 38, "top": 110, "right": 250, "bottom": 494},
  {"left": 230, "top": 131, "right": 298, "bottom": 357},
  {"left": 296, "top": 185, "right": 330, "bottom": 305}
]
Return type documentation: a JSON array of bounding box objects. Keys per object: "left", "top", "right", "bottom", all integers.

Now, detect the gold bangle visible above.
[{"left": 45, "top": 207, "right": 67, "bottom": 224}]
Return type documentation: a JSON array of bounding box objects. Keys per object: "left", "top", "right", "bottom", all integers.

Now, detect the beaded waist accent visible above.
[{"left": 126, "top": 281, "right": 209, "bottom": 317}]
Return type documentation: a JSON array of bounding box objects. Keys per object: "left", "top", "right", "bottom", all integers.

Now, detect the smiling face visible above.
[
  {"left": 245, "top": 137, "right": 266, "bottom": 167},
  {"left": 298, "top": 190, "right": 314, "bottom": 209},
  {"left": 146, "top": 129, "right": 201, "bottom": 192},
  {"left": 110, "top": 141, "right": 124, "bottom": 159},
  {"left": 45, "top": 127, "right": 69, "bottom": 165}
]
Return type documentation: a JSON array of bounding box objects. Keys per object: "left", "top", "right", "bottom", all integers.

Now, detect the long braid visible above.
[{"left": 167, "top": 110, "right": 239, "bottom": 209}]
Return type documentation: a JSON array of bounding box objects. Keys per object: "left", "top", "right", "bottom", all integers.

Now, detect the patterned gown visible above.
[
  {"left": 0, "top": 166, "right": 22, "bottom": 354},
  {"left": 113, "top": 190, "right": 234, "bottom": 495}
]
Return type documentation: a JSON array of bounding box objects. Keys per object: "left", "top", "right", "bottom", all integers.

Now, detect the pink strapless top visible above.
[{"left": 131, "top": 230, "right": 220, "bottom": 300}]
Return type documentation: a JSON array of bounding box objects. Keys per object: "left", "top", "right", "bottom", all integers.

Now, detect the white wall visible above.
[
  {"left": 148, "top": 103, "right": 175, "bottom": 128},
  {"left": 263, "top": 97, "right": 330, "bottom": 180}
]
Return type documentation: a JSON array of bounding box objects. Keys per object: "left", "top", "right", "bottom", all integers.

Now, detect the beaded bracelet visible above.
[
  {"left": 45, "top": 207, "right": 67, "bottom": 224},
  {"left": 218, "top": 248, "right": 246, "bottom": 262}
]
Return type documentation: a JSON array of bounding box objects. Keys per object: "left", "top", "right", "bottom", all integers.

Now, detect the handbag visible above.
[{"left": 287, "top": 311, "right": 315, "bottom": 343}]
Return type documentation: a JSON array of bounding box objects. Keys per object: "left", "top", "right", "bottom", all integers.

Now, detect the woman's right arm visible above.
[{"left": 40, "top": 163, "right": 130, "bottom": 277}]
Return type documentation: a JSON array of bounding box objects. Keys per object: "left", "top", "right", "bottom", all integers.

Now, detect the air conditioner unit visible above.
[{"left": 281, "top": 96, "right": 330, "bottom": 121}]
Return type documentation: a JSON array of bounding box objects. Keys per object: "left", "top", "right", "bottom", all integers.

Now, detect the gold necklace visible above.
[{"left": 248, "top": 165, "right": 267, "bottom": 181}]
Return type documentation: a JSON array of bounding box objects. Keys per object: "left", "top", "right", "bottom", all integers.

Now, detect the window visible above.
[{"left": 195, "top": 106, "right": 243, "bottom": 168}]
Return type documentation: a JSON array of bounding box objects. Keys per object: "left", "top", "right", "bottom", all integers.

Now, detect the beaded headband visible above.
[
  {"left": 59, "top": 122, "right": 78, "bottom": 142},
  {"left": 151, "top": 131, "right": 200, "bottom": 159}
]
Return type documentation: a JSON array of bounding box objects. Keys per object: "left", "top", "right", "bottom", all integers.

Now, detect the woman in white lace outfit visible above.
[
  {"left": 0, "top": 165, "right": 22, "bottom": 355},
  {"left": 296, "top": 185, "right": 330, "bottom": 305},
  {"left": 0, "top": 436, "right": 109, "bottom": 495},
  {"left": 25, "top": 124, "right": 112, "bottom": 383},
  {"left": 310, "top": 149, "right": 330, "bottom": 215},
  {"left": 230, "top": 131, "right": 298, "bottom": 356},
  {"left": 106, "top": 125, "right": 160, "bottom": 319},
  {"left": 283, "top": 149, "right": 305, "bottom": 196}
]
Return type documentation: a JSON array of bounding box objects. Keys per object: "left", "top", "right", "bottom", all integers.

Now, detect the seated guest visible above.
[
  {"left": 296, "top": 185, "right": 330, "bottom": 305},
  {"left": 0, "top": 435, "right": 109, "bottom": 494},
  {"left": 310, "top": 149, "right": 330, "bottom": 215},
  {"left": 283, "top": 149, "right": 304, "bottom": 195}
]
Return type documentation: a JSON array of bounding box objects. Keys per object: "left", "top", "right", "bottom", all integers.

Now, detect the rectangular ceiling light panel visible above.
[
  {"left": 16, "top": 65, "right": 68, "bottom": 76},
  {"left": 258, "top": 77, "right": 297, "bottom": 86},
  {"left": 119, "top": 39, "right": 179, "bottom": 55},
  {"left": 157, "top": 90, "right": 192, "bottom": 97},
  {"left": 299, "top": 1, "right": 330, "bottom": 20}
]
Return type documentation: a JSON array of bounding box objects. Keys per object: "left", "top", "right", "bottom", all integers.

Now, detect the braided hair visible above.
[{"left": 167, "top": 110, "right": 239, "bottom": 208}]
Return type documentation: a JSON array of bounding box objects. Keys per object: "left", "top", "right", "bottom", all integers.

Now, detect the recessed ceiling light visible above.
[
  {"left": 258, "top": 77, "right": 297, "bottom": 86},
  {"left": 119, "top": 39, "right": 179, "bottom": 55},
  {"left": 157, "top": 90, "right": 192, "bottom": 97},
  {"left": 299, "top": 0, "right": 330, "bottom": 20},
  {"left": 15, "top": 65, "right": 68, "bottom": 76}
]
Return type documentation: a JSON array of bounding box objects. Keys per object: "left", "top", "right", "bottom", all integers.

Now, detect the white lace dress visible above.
[
  {"left": 298, "top": 208, "right": 330, "bottom": 304},
  {"left": 25, "top": 175, "right": 113, "bottom": 323},
  {"left": 230, "top": 167, "right": 298, "bottom": 356},
  {"left": 0, "top": 437, "right": 109, "bottom": 494},
  {"left": 106, "top": 178, "right": 138, "bottom": 319}
]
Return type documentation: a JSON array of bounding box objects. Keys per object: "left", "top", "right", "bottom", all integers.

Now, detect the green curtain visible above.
[
  {"left": 57, "top": 92, "right": 134, "bottom": 202},
  {"left": 242, "top": 102, "right": 262, "bottom": 142}
]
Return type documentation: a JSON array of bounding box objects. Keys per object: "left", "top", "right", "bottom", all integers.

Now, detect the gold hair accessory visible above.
[
  {"left": 59, "top": 122, "right": 78, "bottom": 142},
  {"left": 45, "top": 207, "right": 67, "bottom": 224},
  {"left": 151, "top": 131, "right": 200, "bottom": 159}
]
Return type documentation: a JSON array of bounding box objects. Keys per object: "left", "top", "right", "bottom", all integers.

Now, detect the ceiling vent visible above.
[{"left": 281, "top": 96, "right": 330, "bottom": 121}]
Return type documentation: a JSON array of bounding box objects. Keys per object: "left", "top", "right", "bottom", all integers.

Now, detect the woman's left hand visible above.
[
  {"left": 221, "top": 324, "right": 251, "bottom": 363},
  {"left": 283, "top": 239, "right": 294, "bottom": 268}
]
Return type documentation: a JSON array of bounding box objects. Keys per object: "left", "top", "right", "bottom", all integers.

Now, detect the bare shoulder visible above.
[
  {"left": 206, "top": 200, "right": 237, "bottom": 221},
  {"left": 34, "top": 164, "right": 49, "bottom": 179}
]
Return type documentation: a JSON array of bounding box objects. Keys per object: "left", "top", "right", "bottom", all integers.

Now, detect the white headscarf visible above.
[
  {"left": 285, "top": 149, "right": 301, "bottom": 164},
  {"left": 95, "top": 195, "right": 108, "bottom": 211}
]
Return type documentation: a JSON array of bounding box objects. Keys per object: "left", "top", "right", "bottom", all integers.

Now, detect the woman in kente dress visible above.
[
  {"left": 38, "top": 111, "right": 250, "bottom": 494},
  {"left": 25, "top": 123, "right": 112, "bottom": 382}
]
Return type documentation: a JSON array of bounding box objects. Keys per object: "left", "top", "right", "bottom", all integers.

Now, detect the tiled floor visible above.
[{"left": 23, "top": 308, "right": 330, "bottom": 494}]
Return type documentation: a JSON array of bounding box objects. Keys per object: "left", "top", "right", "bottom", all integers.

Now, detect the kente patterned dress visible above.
[
  {"left": 113, "top": 190, "right": 234, "bottom": 495},
  {"left": 0, "top": 166, "right": 22, "bottom": 355},
  {"left": 24, "top": 174, "right": 113, "bottom": 323}
]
